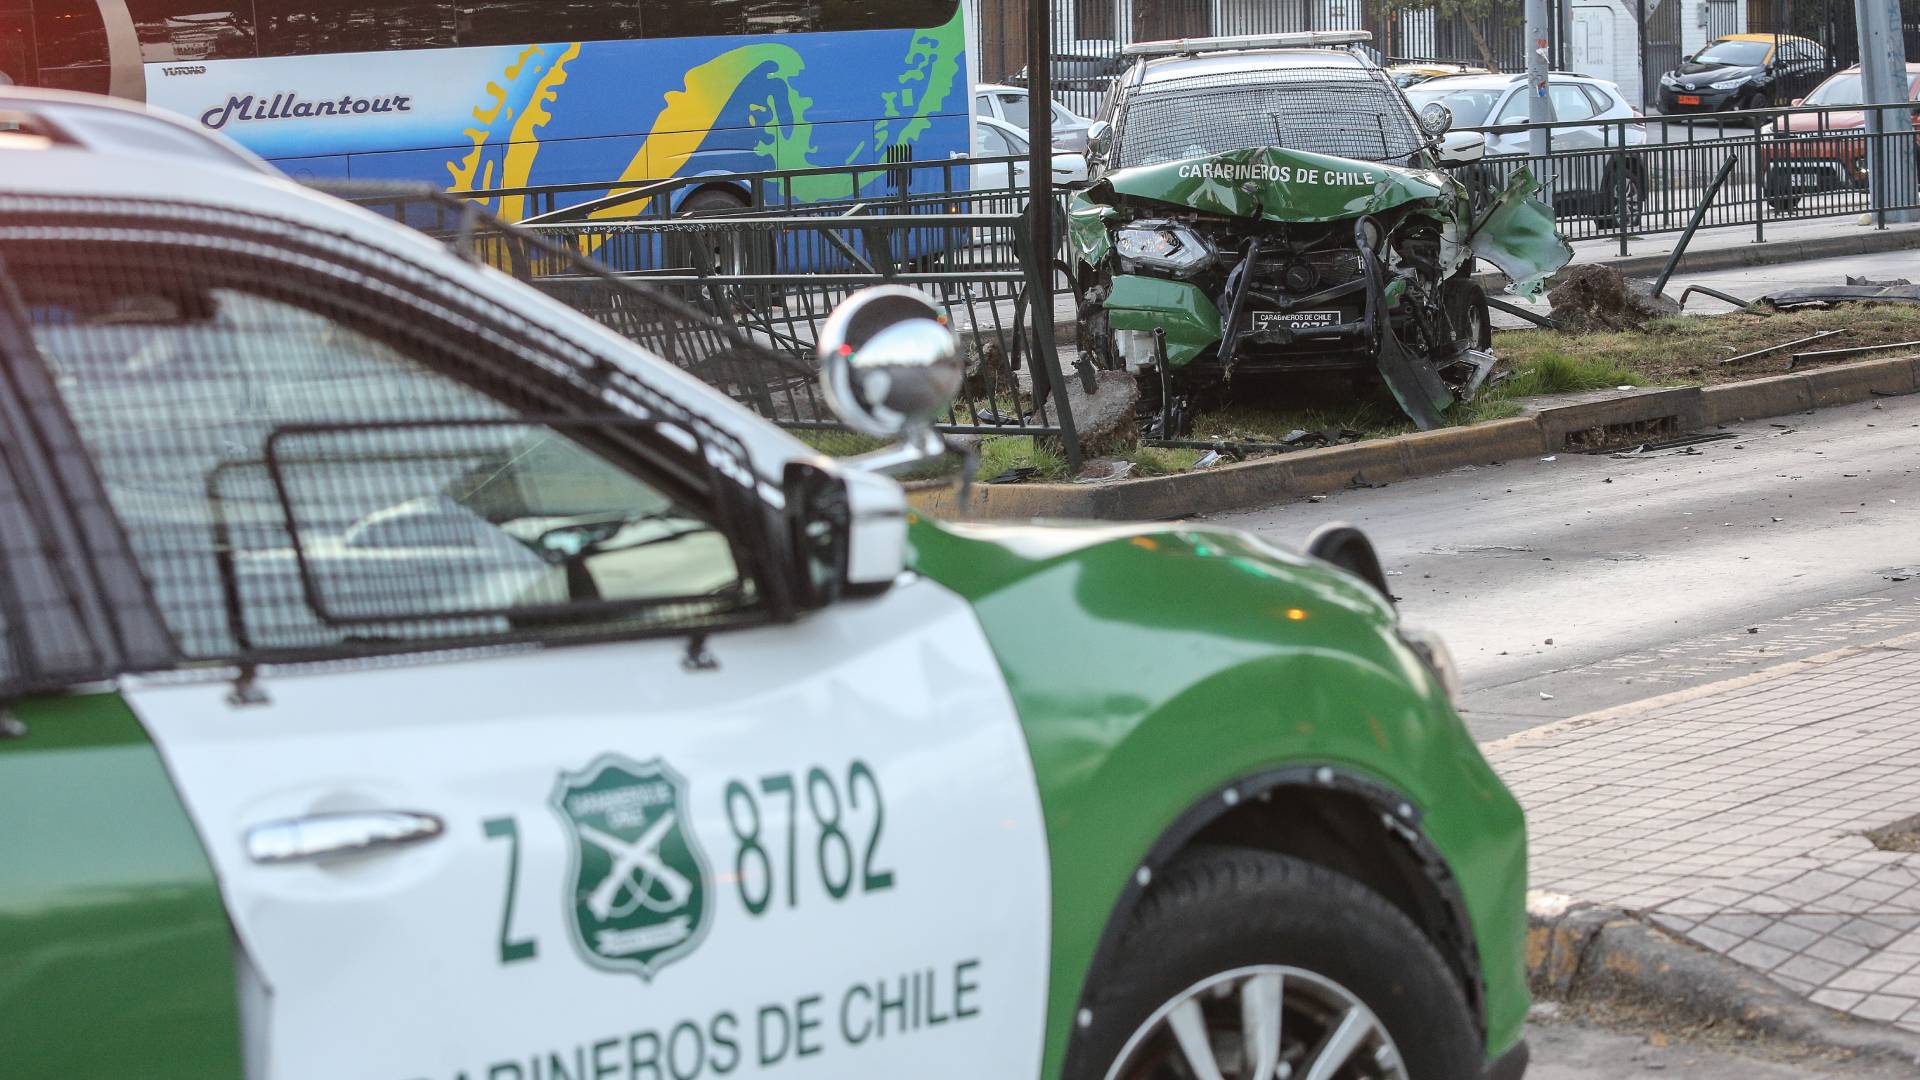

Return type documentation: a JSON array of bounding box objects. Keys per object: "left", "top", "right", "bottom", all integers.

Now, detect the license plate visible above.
[
  {"left": 1677, "top": 94, "right": 1701, "bottom": 105},
  {"left": 1252, "top": 311, "right": 1340, "bottom": 332}
]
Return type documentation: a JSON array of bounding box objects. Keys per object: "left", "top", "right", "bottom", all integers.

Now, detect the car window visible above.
[
  {"left": 1494, "top": 88, "right": 1533, "bottom": 125},
  {"left": 1580, "top": 84, "right": 1613, "bottom": 114},
  {"left": 1804, "top": 73, "right": 1863, "bottom": 106},
  {"left": 1549, "top": 84, "right": 1597, "bottom": 121},
  {"left": 975, "top": 123, "right": 1017, "bottom": 156},
  {"left": 13, "top": 239, "right": 749, "bottom": 660},
  {"left": 1405, "top": 85, "right": 1505, "bottom": 127},
  {"left": 996, "top": 91, "right": 1032, "bottom": 128},
  {"left": 1115, "top": 69, "right": 1424, "bottom": 168}
]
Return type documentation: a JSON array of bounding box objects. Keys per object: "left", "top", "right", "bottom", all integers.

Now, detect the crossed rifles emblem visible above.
[{"left": 578, "top": 812, "right": 694, "bottom": 920}]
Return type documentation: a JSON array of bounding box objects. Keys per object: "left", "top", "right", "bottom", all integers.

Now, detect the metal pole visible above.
[
  {"left": 1856, "top": 0, "right": 1917, "bottom": 224},
  {"left": 1653, "top": 153, "right": 1737, "bottom": 295},
  {"left": 1526, "top": 0, "right": 1553, "bottom": 206},
  {"left": 1024, "top": 0, "right": 1081, "bottom": 470}
]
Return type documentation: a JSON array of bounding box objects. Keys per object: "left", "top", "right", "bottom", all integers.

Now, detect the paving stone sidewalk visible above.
[{"left": 1484, "top": 634, "right": 1920, "bottom": 1033}]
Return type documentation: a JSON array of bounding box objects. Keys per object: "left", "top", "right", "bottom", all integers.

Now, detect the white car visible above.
[
  {"left": 971, "top": 115, "right": 1089, "bottom": 190},
  {"left": 1406, "top": 72, "right": 1650, "bottom": 225},
  {"left": 975, "top": 82, "right": 1095, "bottom": 151}
]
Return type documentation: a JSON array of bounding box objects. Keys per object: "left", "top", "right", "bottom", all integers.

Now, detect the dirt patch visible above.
[
  {"left": 1862, "top": 813, "right": 1920, "bottom": 854},
  {"left": 1498, "top": 303, "right": 1920, "bottom": 388},
  {"left": 1548, "top": 265, "right": 1681, "bottom": 332}
]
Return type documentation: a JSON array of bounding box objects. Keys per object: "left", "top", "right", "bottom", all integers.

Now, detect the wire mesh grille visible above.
[
  {"left": 1115, "top": 67, "right": 1427, "bottom": 168},
  {"left": 0, "top": 197, "right": 773, "bottom": 667}
]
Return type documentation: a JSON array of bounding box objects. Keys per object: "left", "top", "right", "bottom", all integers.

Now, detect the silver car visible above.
[{"left": 975, "top": 81, "right": 1095, "bottom": 151}]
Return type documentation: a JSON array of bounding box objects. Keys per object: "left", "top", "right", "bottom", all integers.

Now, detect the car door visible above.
[
  {"left": 973, "top": 120, "right": 1029, "bottom": 190},
  {"left": 1546, "top": 82, "right": 1607, "bottom": 197},
  {"left": 1, "top": 207, "right": 1052, "bottom": 1079}
]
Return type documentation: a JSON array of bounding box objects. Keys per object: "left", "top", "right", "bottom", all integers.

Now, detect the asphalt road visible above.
[{"left": 1203, "top": 391, "right": 1920, "bottom": 741}]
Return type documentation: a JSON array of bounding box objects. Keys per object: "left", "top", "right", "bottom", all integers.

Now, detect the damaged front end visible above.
[{"left": 1072, "top": 145, "right": 1571, "bottom": 429}]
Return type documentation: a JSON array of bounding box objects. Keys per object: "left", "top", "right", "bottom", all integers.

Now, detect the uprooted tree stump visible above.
[{"left": 1547, "top": 264, "right": 1682, "bottom": 332}]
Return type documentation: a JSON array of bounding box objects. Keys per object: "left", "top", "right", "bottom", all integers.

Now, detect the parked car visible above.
[
  {"left": 1656, "top": 33, "right": 1830, "bottom": 117},
  {"left": 1405, "top": 72, "right": 1649, "bottom": 226},
  {"left": 1074, "top": 32, "right": 1570, "bottom": 431},
  {"left": 1016, "top": 37, "right": 1129, "bottom": 94},
  {"left": 971, "top": 115, "right": 1088, "bottom": 189},
  {"left": 1388, "top": 61, "right": 1492, "bottom": 88},
  {"left": 1759, "top": 63, "right": 1920, "bottom": 211},
  {"left": 975, "top": 82, "right": 1095, "bottom": 151},
  {"left": 0, "top": 85, "right": 1535, "bottom": 1080}
]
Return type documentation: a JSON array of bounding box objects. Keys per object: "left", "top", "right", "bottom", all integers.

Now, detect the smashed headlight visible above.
[{"left": 1114, "top": 219, "right": 1213, "bottom": 275}]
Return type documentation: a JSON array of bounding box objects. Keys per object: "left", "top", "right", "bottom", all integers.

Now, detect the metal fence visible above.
[
  {"left": 1459, "top": 100, "right": 1920, "bottom": 252},
  {"left": 338, "top": 156, "right": 1087, "bottom": 468}
]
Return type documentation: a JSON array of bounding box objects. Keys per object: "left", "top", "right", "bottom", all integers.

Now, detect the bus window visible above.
[
  {"left": 257, "top": 0, "right": 455, "bottom": 57},
  {"left": 128, "top": 0, "right": 257, "bottom": 62},
  {"left": 31, "top": 0, "right": 109, "bottom": 92},
  {"left": 642, "top": 0, "right": 958, "bottom": 38},
  {"left": 455, "top": 0, "right": 639, "bottom": 49}
]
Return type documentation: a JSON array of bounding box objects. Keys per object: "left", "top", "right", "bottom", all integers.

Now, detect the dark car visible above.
[{"left": 1657, "top": 33, "right": 1830, "bottom": 116}]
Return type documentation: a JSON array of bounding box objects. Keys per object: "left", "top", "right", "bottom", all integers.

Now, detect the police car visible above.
[{"left": 0, "top": 88, "right": 1530, "bottom": 1080}]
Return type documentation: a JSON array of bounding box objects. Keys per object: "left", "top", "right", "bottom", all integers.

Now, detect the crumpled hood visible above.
[{"left": 1091, "top": 145, "right": 1452, "bottom": 224}]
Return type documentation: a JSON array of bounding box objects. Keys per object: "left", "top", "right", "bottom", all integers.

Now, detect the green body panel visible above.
[
  {"left": 1102, "top": 273, "right": 1223, "bottom": 368},
  {"left": 907, "top": 517, "right": 1529, "bottom": 1078},
  {"left": 1091, "top": 146, "right": 1451, "bottom": 223},
  {"left": 0, "top": 693, "right": 243, "bottom": 1079},
  {"left": 1468, "top": 168, "right": 1575, "bottom": 296},
  {"left": 1067, "top": 201, "right": 1115, "bottom": 265}
]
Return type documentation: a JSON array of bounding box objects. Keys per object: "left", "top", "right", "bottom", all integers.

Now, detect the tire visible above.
[
  {"left": 1442, "top": 277, "right": 1492, "bottom": 351},
  {"left": 1763, "top": 169, "right": 1800, "bottom": 213},
  {"left": 1598, "top": 166, "right": 1645, "bottom": 231},
  {"left": 673, "top": 186, "right": 753, "bottom": 276},
  {"left": 1070, "top": 847, "right": 1482, "bottom": 1080}
]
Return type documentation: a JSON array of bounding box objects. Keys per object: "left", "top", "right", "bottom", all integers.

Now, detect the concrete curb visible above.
[
  {"left": 912, "top": 353, "right": 1920, "bottom": 521},
  {"left": 1526, "top": 898, "right": 1920, "bottom": 1067}
]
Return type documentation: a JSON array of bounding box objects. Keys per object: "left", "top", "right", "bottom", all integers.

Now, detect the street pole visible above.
[
  {"left": 1856, "top": 0, "right": 1917, "bottom": 224},
  {"left": 1526, "top": 0, "right": 1554, "bottom": 206}
]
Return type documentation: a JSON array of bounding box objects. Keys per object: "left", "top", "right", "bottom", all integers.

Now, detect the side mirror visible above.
[
  {"left": 1419, "top": 101, "right": 1454, "bottom": 136},
  {"left": 1085, "top": 119, "right": 1112, "bottom": 165},
  {"left": 818, "top": 285, "right": 962, "bottom": 474},
  {"left": 1436, "top": 131, "right": 1486, "bottom": 165}
]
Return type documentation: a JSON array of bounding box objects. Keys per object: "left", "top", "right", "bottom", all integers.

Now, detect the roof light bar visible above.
[{"left": 1120, "top": 30, "right": 1373, "bottom": 58}]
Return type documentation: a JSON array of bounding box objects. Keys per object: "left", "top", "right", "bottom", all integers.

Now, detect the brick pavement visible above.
[{"left": 1484, "top": 634, "right": 1920, "bottom": 1033}]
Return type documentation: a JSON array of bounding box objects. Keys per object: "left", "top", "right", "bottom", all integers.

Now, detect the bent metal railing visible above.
[{"left": 331, "top": 159, "right": 1086, "bottom": 469}]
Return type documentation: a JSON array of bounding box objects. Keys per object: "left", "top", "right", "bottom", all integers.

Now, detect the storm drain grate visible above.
[{"left": 1575, "top": 428, "right": 1743, "bottom": 455}]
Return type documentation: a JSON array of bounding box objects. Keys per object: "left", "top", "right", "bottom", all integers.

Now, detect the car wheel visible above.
[
  {"left": 1070, "top": 847, "right": 1482, "bottom": 1080},
  {"left": 1599, "top": 167, "right": 1645, "bottom": 230},
  {"left": 1443, "top": 277, "right": 1492, "bottom": 351},
  {"left": 1763, "top": 169, "right": 1801, "bottom": 213}
]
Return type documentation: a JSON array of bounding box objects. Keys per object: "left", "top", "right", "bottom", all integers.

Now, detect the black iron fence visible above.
[
  {"left": 337, "top": 156, "right": 1087, "bottom": 468},
  {"left": 1458, "top": 100, "right": 1920, "bottom": 251}
]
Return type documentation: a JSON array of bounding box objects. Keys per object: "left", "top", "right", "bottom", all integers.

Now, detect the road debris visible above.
[
  {"left": 1717, "top": 328, "right": 1849, "bottom": 366},
  {"left": 1764, "top": 282, "right": 1920, "bottom": 309},
  {"left": 1788, "top": 339, "right": 1920, "bottom": 370}
]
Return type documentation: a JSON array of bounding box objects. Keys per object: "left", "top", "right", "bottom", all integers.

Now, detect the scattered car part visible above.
[
  {"left": 1487, "top": 295, "right": 1561, "bottom": 329},
  {"left": 1764, "top": 284, "right": 1920, "bottom": 309},
  {"left": 1720, "top": 328, "right": 1848, "bottom": 364},
  {"left": 1789, "top": 339, "right": 1920, "bottom": 368}
]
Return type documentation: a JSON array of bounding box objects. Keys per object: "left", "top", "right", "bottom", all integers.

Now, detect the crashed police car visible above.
[
  {"left": 1070, "top": 32, "right": 1572, "bottom": 430},
  {"left": 2, "top": 88, "right": 1530, "bottom": 1080}
]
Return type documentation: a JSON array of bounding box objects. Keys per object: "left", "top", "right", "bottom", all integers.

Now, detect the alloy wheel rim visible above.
[{"left": 1103, "top": 964, "right": 1408, "bottom": 1080}]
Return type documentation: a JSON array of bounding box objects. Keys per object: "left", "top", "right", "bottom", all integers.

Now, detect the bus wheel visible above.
[{"left": 1072, "top": 847, "right": 1481, "bottom": 1080}]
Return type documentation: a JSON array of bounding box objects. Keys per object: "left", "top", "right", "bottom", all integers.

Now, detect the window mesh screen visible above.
[
  {"left": 0, "top": 198, "right": 770, "bottom": 667},
  {"left": 1117, "top": 67, "right": 1426, "bottom": 168}
]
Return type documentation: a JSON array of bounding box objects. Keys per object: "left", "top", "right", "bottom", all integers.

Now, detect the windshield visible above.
[
  {"left": 1803, "top": 73, "right": 1863, "bottom": 105},
  {"left": 1116, "top": 69, "right": 1425, "bottom": 169},
  {"left": 1405, "top": 86, "right": 1505, "bottom": 127},
  {"left": 1694, "top": 39, "right": 1769, "bottom": 66}
]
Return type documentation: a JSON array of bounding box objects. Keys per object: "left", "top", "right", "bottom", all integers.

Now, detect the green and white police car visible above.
[{"left": 0, "top": 89, "right": 1529, "bottom": 1080}]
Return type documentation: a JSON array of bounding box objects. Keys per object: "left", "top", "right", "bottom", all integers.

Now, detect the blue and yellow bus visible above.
[{"left": 2, "top": 0, "right": 973, "bottom": 216}]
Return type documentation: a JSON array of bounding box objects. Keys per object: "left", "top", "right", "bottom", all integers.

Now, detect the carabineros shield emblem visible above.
[{"left": 552, "top": 754, "right": 711, "bottom": 979}]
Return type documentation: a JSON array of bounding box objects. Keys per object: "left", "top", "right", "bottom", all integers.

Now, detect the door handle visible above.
[{"left": 246, "top": 810, "right": 445, "bottom": 864}]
